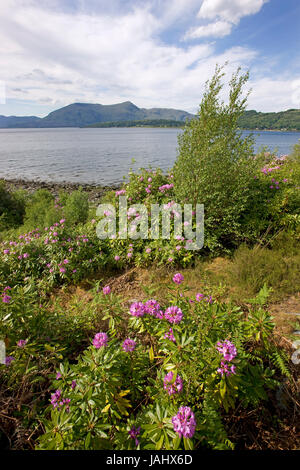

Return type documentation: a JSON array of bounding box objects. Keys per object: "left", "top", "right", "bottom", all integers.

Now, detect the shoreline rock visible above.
[{"left": 1, "top": 178, "right": 122, "bottom": 204}]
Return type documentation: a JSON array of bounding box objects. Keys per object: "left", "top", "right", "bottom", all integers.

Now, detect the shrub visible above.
[
  {"left": 63, "top": 190, "right": 89, "bottom": 226},
  {"left": 0, "top": 180, "right": 26, "bottom": 231},
  {"left": 173, "top": 65, "right": 257, "bottom": 251},
  {"left": 23, "top": 189, "right": 60, "bottom": 229},
  {"left": 33, "top": 275, "right": 285, "bottom": 450}
]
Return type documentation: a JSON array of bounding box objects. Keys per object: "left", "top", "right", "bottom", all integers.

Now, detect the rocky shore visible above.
[{"left": 2, "top": 178, "right": 121, "bottom": 204}]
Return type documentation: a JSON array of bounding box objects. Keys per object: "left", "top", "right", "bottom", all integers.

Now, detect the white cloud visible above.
[
  {"left": 0, "top": 0, "right": 298, "bottom": 116},
  {"left": 197, "top": 0, "right": 269, "bottom": 24},
  {"left": 184, "top": 20, "right": 232, "bottom": 39},
  {"left": 248, "top": 77, "right": 300, "bottom": 112}
]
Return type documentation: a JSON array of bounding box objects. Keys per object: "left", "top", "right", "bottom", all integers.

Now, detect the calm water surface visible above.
[{"left": 0, "top": 127, "right": 299, "bottom": 185}]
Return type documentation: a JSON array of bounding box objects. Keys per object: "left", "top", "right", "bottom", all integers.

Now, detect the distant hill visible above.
[
  {"left": 0, "top": 115, "right": 41, "bottom": 128},
  {"left": 238, "top": 109, "right": 300, "bottom": 131},
  {"left": 1, "top": 103, "right": 300, "bottom": 130},
  {"left": 0, "top": 101, "right": 193, "bottom": 128}
]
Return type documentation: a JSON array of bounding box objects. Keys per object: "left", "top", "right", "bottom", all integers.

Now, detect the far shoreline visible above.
[{"left": 1, "top": 177, "right": 121, "bottom": 203}]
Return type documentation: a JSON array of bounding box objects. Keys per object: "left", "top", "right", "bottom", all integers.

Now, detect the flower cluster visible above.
[
  {"left": 128, "top": 425, "right": 141, "bottom": 446},
  {"left": 216, "top": 340, "right": 237, "bottom": 377},
  {"left": 129, "top": 299, "right": 183, "bottom": 324},
  {"left": 216, "top": 340, "right": 237, "bottom": 362},
  {"left": 158, "top": 183, "right": 174, "bottom": 193},
  {"left": 163, "top": 328, "right": 176, "bottom": 343},
  {"left": 50, "top": 389, "right": 71, "bottom": 412},
  {"left": 164, "top": 306, "right": 183, "bottom": 324},
  {"left": 122, "top": 339, "right": 136, "bottom": 352},
  {"left": 217, "top": 361, "right": 236, "bottom": 377},
  {"left": 1, "top": 286, "right": 12, "bottom": 304},
  {"left": 163, "top": 371, "right": 183, "bottom": 396},
  {"left": 144, "top": 299, "right": 164, "bottom": 319},
  {"left": 103, "top": 285, "right": 111, "bottom": 295},
  {"left": 5, "top": 356, "right": 15, "bottom": 366},
  {"left": 172, "top": 273, "right": 184, "bottom": 285},
  {"left": 129, "top": 302, "right": 145, "bottom": 317},
  {"left": 93, "top": 332, "right": 109, "bottom": 349},
  {"left": 172, "top": 406, "right": 196, "bottom": 439}
]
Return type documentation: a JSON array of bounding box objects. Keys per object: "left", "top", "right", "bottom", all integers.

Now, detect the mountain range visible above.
[
  {"left": 0, "top": 101, "right": 193, "bottom": 128},
  {"left": 1, "top": 102, "right": 300, "bottom": 130}
]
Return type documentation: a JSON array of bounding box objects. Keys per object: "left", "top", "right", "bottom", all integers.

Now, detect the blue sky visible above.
[{"left": 0, "top": 0, "right": 299, "bottom": 116}]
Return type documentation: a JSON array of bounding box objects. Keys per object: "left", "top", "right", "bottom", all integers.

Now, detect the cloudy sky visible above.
[{"left": 0, "top": 0, "right": 299, "bottom": 116}]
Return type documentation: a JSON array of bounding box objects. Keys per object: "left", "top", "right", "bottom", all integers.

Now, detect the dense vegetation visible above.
[
  {"left": 86, "top": 119, "right": 184, "bottom": 128},
  {"left": 0, "top": 67, "right": 299, "bottom": 451},
  {"left": 238, "top": 109, "right": 300, "bottom": 131}
]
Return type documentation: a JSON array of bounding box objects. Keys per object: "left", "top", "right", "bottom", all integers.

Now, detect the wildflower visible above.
[
  {"left": 163, "top": 371, "right": 183, "bottom": 396},
  {"left": 128, "top": 425, "right": 141, "bottom": 446},
  {"left": 172, "top": 273, "right": 184, "bottom": 285},
  {"left": 71, "top": 380, "right": 77, "bottom": 390},
  {"left": 172, "top": 406, "right": 196, "bottom": 439},
  {"left": 5, "top": 356, "right": 15, "bottom": 366},
  {"left": 93, "top": 332, "right": 109, "bottom": 349},
  {"left": 164, "top": 328, "right": 176, "bottom": 343},
  {"left": 144, "top": 299, "right": 164, "bottom": 319},
  {"left": 60, "top": 219, "right": 65, "bottom": 224},
  {"left": 195, "top": 293, "right": 204, "bottom": 301},
  {"left": 114, "top": 255, "right": 120, "bottom": 261},
  {"left": 129, "top": 302, "right": 145, "bottom": 317},
  {"left": 115, "top": 189, "right": 126, "bottom": 196},
  {"left": 3, "top": 249, "right": 10, "bottom": 255},
  {"left": 164, "top": 306, "right": 183, "bottom": 324},
  {"left": 50, "top": 390, "right": 70, "bottom": 411},
  {"left": 145, "top": 247, "right": 151, "bottom": 254},
  {"left": 59, "top": 267, "right": 66, "bottom": 274},
  {"left": 122, "top": 339, "right": 136, "bottom": 352},
  {"left": 63, "top": 259, "right": 69, "bottom": 264},
  {"left": 103, "top": 285, "right": 111, "bottom": 295},
  {"left": 56, "top": 372, "right": 62, "bottom": 380},
  {"left": 168, "top": 257, "right": 173, "bottom": 262},
  {"left": 23, "top": 253, "right": 29, "bottom": 258},
  {"left": 127, "top": 252, "right": 133, "bottom": 258},
  {"left": 217, "top": 361, "right": 236, "bottom": 377},
  {"left": 216, "top": 340, "right": 237, "bottom": 362},
  {"left": 17, "top": 339, "right": 27, "bottom": 348},
  {"left": 2, "top": 294, "right": 11, "bottom": 304}
]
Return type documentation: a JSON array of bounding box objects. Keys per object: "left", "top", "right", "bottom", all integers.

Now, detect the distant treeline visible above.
[
  {"left": 85, "top": 119, "right": 185, "bottom": 128},
  {"left": 238, "top": 109, "right": 300, "bottom": 131},
  {"left": 85, "top": 109, "right": 300, "bottom": 131}
]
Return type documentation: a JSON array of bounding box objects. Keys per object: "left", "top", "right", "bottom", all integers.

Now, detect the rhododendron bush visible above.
[{"left": 2, "top": 276, "right": 278, "bottom": 450}]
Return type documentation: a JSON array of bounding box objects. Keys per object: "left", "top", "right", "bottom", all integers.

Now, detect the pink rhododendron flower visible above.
[
  {"left": 103, "top": 285, "right": 111, "bottom": 295},
  {"left": 93, "top": 332, "right": 109, "bottom": 349},
  {"left": 122, "top": 339, "right": 136, "bottom": 352},
  {"left": 172, "top": 273, "right": 184, "bottom": 284},
  {"left": 216, "top": 340, "right": 237, "bottom": 362},
  {"left": 163, "top": 371, "right": 183, "bottom": 396},
  {"left": 172, "top": 406, "right": 196, "bottom": 439},
  {"left": 164, "top": 306, "right": 183, "bottom": 324},
  {"left": 129, "top": 302, "right": 145, "bottom": 317}
]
